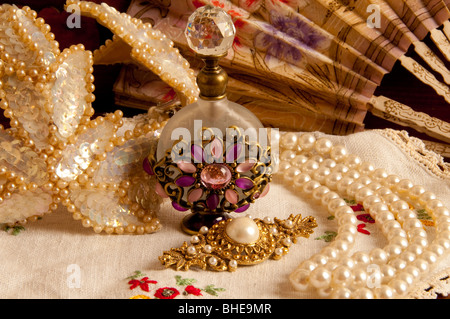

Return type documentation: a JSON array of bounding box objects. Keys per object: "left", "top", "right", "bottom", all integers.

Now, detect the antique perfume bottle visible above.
[{"left": 148, "top": 5, "right": 272, "bottom": 234}]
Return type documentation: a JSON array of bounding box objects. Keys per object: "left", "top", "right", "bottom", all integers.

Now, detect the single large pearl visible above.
[{"left": 225, "top": 217, "right": 260, "bottom": 244}]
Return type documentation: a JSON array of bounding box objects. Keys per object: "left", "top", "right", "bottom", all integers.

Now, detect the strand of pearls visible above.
[
  {"left": 277, "top": 132, "right": 450, "bottom": 299},
  {"left": 62, "top": 108, "right": 167, "bottom": 235}
]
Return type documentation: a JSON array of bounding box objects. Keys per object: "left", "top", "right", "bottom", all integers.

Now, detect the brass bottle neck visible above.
[{"left": 196, "top": 53, "right": 228, "bottom": 100}]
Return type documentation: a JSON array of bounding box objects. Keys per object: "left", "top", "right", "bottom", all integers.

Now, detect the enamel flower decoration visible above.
[{"left": 148, "top": 127, "right": 272, "bottom": 229}]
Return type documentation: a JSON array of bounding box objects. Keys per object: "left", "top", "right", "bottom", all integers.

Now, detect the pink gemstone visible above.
[
  {"left": 175, "top": 175, "right": 196, "bottom": 187},
  {"left": 235, "top": 203, "right": 250, "bottom": 213},
  {"left": 177, "top": 161, "right": 197, "bottom": 173},
  {"left": 206, "top": 194, "right": 220, "bottom": 210},
  {"left": 260, "top": 183, "right": 270, "bottom": 198},
  {"left": 235, "top": 178, "right": 254, "bottom": 190},
  {"left": 200, "top": 164, "right": 232, "bottom": 190},
  {"left": 155, "top": 182, "right": 168, "bottom": 198},
  {"left": 143, "top": 158, "right": 154, "bottom": 175},
  {"left": 226, "top": 143, "right": 243, "bottom": 163},
  {"left": 172, "top": 201, "right": 188, "bottom": 212},
  {"left": 210, "top": 138, "right": 223, "bottom": 160},
  {"left": 188, "top": 188, "right": 203, "bottom": 203},
  {"left": 252, "top": 192, "right": 260, "bottom": 200},
  {"left": 191, "top": 144, "right": 204, "bottom": 163},
  {"left": 236, "top": 160, "right": 256, "bottom": 173},
  {"left": 225, "top": 189, "right": 239, "bottom": 204}
]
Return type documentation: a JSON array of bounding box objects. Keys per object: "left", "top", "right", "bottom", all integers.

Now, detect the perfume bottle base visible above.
[{"left": 181, "top": 211, "right": 230, "bottom": 235}]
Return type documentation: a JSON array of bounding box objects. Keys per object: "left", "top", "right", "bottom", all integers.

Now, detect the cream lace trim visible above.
[
  {"left": 376, "top": 129, "right": 450, "bottom": 180},
  {"left": 408, "top": 268, "right": 450, "bottom": 299},
  {"left": 377, "top": 129, "right": 450, "bottom": 298}
]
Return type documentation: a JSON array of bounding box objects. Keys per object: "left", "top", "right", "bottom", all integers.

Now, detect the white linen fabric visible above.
[{"left": 1, "top": 129, "right": 449, "bottom": 299}]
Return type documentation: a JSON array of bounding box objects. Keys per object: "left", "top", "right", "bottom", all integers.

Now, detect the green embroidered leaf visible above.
[
  {"left": 416, "top": 209, "right": 432, "bottom": 221},
  {"left": 327, "top": 215, "right": 335, "bottom": 220},
  {"left": 202, "top": 284, "right": 226, "bottom": 296},
  {"left": 315, "top": 231, "right": 337, "bottom": 242},
  {"left": 344, "top": 198, "right": 356, "bottom": 205},
  {"left": 175, "top": 275, "right": 197, "bottom": 286},
  {"left": 3, "top": 225, "right": 25, "bottom": 236},
  {"left": 126, "top": 270, "right": 147, "bottom": 280}
]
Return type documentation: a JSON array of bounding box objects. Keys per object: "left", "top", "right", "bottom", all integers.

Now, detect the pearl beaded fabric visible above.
[
  {"left": 0, "top": 2, "right": 199, "bottom": 234},
  {"left": 66, "top": 0, "right": 199, "bottom": 105},
  {"left": 277, "top": 132, "right": 450, "bottom": 299}
]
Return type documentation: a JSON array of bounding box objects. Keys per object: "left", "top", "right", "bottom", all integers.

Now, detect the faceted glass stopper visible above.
[{"left": 185, "top": 5, "right": 236, "bottom": 56}]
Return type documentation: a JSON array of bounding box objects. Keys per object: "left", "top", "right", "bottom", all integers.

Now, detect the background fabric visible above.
[{"left": 1, "top": 129, "right": 449, "bottom": 299}]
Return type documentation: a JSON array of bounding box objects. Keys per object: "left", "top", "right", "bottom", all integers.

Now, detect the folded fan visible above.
[{"left": 113, "top": 0, "right": 450, "bottom": 144}]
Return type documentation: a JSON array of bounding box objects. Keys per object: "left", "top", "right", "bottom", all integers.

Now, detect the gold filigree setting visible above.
[
  {"left": 148, "top": 125, "right": 273, "bottom": 234},
  {"left": 159, "top": 214, "right": 318, "bottom": 272}
]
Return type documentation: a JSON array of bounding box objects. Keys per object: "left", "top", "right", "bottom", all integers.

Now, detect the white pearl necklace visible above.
[{"left": 277, "top": 132, "right": 450, "bottom": 299}]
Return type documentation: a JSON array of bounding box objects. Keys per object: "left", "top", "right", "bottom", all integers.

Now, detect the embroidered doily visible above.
[
  {"left": 408, "top": 268, "right": 450, "bottom": 299},
  {"left": 1, "top": 129, "right": 449, "bottom": 299},
  {"left": 377, "top": 129, "right": 450, "bottom": 180}
]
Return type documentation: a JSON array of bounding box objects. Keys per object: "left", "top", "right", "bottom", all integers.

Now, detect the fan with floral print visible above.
[{"left": 122, "top": 0, "right": 450, "bottom": 145}]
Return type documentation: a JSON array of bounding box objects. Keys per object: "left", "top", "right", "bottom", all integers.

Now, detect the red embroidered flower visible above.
[
  {"left": 350, "top": 203, "right": 364, "bottom": 212},
  {"left": 128, "top": 277, "right": 157, "bottom": 292},
  {"left": 185, "top": 285, "right": 203, "bottom": 296},
  {"left": 356, "top": 213, "right": 375, "bottom": 224},
  {"left": 154, "top": 287, "right": 180, "bottom": 299},
  {"left": 357, "top": 223, "right": 370, "bottom": 235}
]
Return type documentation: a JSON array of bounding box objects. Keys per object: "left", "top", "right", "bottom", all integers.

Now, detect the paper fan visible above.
[{"left": 100, "top": 0, "right": 450, "bottom": 145}]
